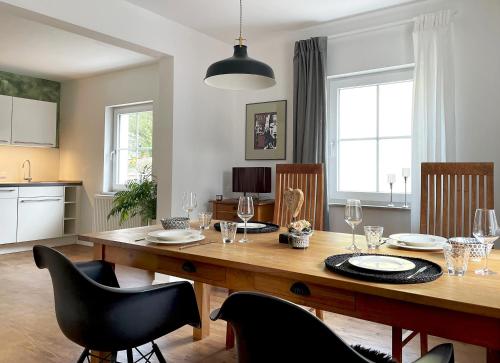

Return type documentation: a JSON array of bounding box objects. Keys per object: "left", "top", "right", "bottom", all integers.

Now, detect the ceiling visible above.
[
  {"left": 0, "top": 11, "right": 157, "bottom": 81},
  {"left": 125, "top": 0, "right": 421, "bottom": 43}
]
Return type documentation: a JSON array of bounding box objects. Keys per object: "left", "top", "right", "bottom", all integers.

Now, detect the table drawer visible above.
[
  {"left": 253, "top": 274, "right": 355, "bottom": 313},
  {"left": 106, "top": 246, "right": 226, "bottom": 285}
]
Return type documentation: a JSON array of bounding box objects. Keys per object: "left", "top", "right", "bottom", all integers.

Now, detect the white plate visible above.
[
  {"left": 387, "top": 238, "right": 445, "bottom": 251},
  {"left": 148, "top": 229, "right": 200, "bottom": 241},
  {"left": 237, "top": 222, "right": 266, "bottom": 229},
  {"left": 145, "top": 234, "right": 205, "bottom": 245},
  {"left": 348, "top": 255, "right": 416, "bottom": 272},
  {"left": 389, "top": 233, "right": 447, "bottom": 247}
]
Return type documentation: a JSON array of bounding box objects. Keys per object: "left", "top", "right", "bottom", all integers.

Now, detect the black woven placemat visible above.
[
  {"left": 324, "top": 253, "right": 442, "bottom": 284},
  {"left": 213, "top": 222, "right": 279, "bottom": 234}
]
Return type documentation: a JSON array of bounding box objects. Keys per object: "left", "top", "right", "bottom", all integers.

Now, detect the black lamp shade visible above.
[
  {"left": 232, "top": 167, "right": 271, "bottom": 194},
  {"left": 204, "top": 45, "right": 276, "bottom": 90}
]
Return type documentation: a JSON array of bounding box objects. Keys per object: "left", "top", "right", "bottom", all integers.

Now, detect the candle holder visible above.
[
  {"left": 403, "top": 176, "right": 409, "bottom": 208},
  {"left": 388, "top": 182, "right": 395, "bottom": 207}
]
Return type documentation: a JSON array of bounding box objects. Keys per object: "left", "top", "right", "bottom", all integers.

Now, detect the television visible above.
[{"left": 232, "top": 167, "right": 271, "bottom": 196}]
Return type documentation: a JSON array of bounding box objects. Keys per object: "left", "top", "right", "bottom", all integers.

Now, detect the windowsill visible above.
[{"left": 329, "top": 199, "right": 411, "bottom": 211}]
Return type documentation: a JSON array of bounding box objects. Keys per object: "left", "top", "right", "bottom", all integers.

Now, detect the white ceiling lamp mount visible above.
[{"left": 204, "top": 0, "right": 276, "bottom": 90}]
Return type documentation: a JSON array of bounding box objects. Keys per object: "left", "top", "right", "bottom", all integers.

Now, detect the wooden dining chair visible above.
[
  {"left": 420, "top": 162, "right": 494, "bottom": 237},
  {"left": 392, "top": 162, "right": 494, "bottom": 362},
  {"left": 225, "top": 163, "right": 326, "bottom": 350},
  {"left": 274, "top": 163, "right": 324, "bottom": 230}
]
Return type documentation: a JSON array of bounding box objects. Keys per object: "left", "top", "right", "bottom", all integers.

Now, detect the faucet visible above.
[{"left": 22, "top": 160, "right": 32, "bottom": 182}]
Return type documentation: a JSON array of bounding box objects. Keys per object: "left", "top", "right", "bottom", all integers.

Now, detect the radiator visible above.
[{"left": 93, "top": 194, "right": 143, "bottom": 232}]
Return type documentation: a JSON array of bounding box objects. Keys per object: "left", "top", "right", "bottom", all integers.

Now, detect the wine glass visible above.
[
  {"left": 182, "top": 192, "right": 197, "bottom": 222},
  {"left": 345, "top": 199, "right": 363, "bottom": 252},
  {"left": 237, "top": 196, "right": 254, "bottom": 243},
  {"left": 472, "top": 209, "right": 499, "bottom": 275}
]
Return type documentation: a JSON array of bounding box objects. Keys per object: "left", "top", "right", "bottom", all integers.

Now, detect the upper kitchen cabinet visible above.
[
  {"left": 0, "top": 95, "right": 12, "bottom": 145},
  {"left": 11, "top": 97, "right": 57, "bottom": 147}
]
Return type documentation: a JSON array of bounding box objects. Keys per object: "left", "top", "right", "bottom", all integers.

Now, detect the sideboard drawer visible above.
[
  {"left": 216, "top": 203, "right": 238, "bottom": 212},
  {"left": 216, "top": 211, "right": 239, "bottom": 222},
  {"left": 253, "top": 274, "right": 355, "bottom": 313}
]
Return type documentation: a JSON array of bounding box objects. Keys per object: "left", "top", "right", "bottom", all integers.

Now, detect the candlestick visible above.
[
  {"left": 387, "top": 174, "right": 396, "bottom": 184},
  {"left": 388, "top": 182, "right": 395, "bottom": 207},
  {"left": 403, "top": 176, "right": 409, "bottom": 208},
  {"left": 402, "top": 168, "right": 410, "bottom": 178}
]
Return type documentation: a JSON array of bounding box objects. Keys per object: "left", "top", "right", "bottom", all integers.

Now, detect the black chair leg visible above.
[
  {"left": 110, "top": 352, "right": 118, "bottom": 363},
  {"left": 152, "top": 342, "right": 167, "bottom": 363},
  {"left": 77, "top": 348, "right": 89, "bottom": 363},
  {"left": 126, "top": 349, "right": 134, "bottom": 363}
]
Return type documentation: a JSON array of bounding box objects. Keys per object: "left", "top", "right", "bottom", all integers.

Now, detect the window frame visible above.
[
  {"left": 111, "top": 103, "right": 153, "bottom": 191},
  {"left": 327, "top": 68, "right": 414, "bottom": 203}
]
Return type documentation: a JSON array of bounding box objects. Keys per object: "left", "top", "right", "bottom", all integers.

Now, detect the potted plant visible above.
[
  {"left": 288, "top": 220, "right": 313, "bottom": 249},
  {"left": 108, "top": 166, "right": 157, "bottom": 225}
]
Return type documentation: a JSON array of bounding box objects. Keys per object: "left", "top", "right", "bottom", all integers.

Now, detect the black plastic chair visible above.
[
  {"left": 33, "top": 245, "right": 201, "bottom": 363},
  {"left": 211, "top": 292, "right": 454, "bottom": 363}
]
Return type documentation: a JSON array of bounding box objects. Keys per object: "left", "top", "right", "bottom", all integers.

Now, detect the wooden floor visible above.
[{"left": 0, "top": 245, "right": 485, "bottom": 363}]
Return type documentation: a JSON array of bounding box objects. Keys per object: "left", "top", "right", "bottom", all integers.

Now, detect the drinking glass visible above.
[
  {"left": 220, "top": 221, "right": 238, "bottom": 244},
  {"left": 473, "top": 209, "right": 499, "bottom": 275},
  {"left": 364, "top": 226, "right": 384, "bottom": 251},
  {"left": 237, "top": 196, "right": 254, "bottom": 243},
  {"left": 443, "top": 243, "right": 471, "bottom": 276},
  {"left": 182, "top": 192, "right": 197, "bottom": 221},
  {"left": 345, "top": 199, "right": 363, "bottom": 251},
  {"left": 198, "top": 212, "right": 213, "bottom": 232}
]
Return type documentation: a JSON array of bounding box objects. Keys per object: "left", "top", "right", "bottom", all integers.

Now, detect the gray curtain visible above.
[{"left": 293, "top": 36, "right": 330, "bottom": 230}]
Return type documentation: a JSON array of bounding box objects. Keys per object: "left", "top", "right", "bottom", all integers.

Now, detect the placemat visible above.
[
  {"left": 213, "top": 222, "right": 279, "bottom": 234},
  {"left": 324, "top": 253, "right": 442, "bottom": 284}
]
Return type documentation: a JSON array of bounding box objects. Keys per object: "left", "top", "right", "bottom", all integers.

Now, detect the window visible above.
[
  {"left": 328, "top": 68, "right": 414, "bottom": 202},
  {"left": 112, "top": 103, "right": 153, "bottom": 190}
]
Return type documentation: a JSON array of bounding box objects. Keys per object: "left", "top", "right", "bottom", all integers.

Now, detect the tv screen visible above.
[{"left": 232, "top": 167, "right": 271, "bottom": 194}]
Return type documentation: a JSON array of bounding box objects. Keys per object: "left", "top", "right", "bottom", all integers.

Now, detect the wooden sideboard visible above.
[{"left": 210, "top": 198, "right": 275, "bottom": 223}]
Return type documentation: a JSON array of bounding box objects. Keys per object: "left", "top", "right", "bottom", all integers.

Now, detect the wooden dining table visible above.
[{"left": 79, "top": 224, "right": 500, "bottom": 363}]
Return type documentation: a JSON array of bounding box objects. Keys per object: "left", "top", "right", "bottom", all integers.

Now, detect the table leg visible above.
[
  {"left": 225, "top": 289, "right": 235, "bottom": 349},
  {"left": 193, "top": 281, "right": 210, "bottom": 340},
  {"left": 392, "top": 326, "right": 403, "bottom": 363},
  {"left": 93, "top": 243, "right": 104, "bottom": 260},
  {"left": 488, "top": 349, "right": 500, "bottom": 363}
]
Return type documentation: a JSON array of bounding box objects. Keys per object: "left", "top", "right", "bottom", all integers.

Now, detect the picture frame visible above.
[{"left": 245, "top": 100, "right": 287, "bottom": 160}]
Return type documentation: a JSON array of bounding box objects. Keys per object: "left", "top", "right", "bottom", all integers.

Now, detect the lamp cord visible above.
[{"left": 239, "top": 0, "right": 243, "bottom": 46}]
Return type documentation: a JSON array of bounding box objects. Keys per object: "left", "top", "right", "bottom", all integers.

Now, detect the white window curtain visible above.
[{"left": 410, "top": 10, "right": 456, "bottom": 231}]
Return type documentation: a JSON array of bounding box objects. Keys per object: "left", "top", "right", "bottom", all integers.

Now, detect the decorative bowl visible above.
[
  {"left": 449, "top": 237, "right": 488, "bottom": 262},
  {"left": 160, "top": 217, "right": 190, "bottom": 230}
]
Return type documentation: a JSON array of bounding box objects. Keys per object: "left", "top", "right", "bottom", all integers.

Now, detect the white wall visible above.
[
  {"left": 59, "top": 63, "right": 160, "bottom": 232},
  {"left": 0, "top": 0, "right": 237, "bottom": 224},
  {"left": 232, "top": 0, "right": 500, "bottom": 236}
]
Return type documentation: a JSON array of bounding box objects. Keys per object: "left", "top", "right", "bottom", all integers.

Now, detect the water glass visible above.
[
  {"left": 198, "top": 212, "right": 213, "bottom": 231},
  {"left": 449, "top": 237, "right": 485, "bottom": 262},
  {"left": 220, "top": 221, "right": 238, "bottom": 244},
  {"left": 364, "top": 226, "right": 384, "bottom": 250},
  {"left": 443, "top": 243, "right": 471, "bottom": 276}
]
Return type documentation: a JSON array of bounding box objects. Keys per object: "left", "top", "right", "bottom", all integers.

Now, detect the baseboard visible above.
[
  {"left": 0, "top": 236, "right": 78, "bottom": 255},
  {"left": 76, "top": 240, "right": 94, "bottom": 247}
]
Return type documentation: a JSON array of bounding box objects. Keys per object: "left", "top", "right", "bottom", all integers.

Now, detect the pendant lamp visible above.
[{"left": 204, "top": 0, "right": 276, "bottom": 90}]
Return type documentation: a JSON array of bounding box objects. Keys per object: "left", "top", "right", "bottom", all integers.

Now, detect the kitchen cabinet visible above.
[
  {"left": 0, "top": 187, "right": 18, "bottom": 244},
  {"left": 0, "top": 95, "right": 12, "bottom": 145},
  {"left": 11, "top": 97, "right": 57, "bottom": 147},
  {"left": 17, "top": 187, "right": 64, "bottom": 242}
]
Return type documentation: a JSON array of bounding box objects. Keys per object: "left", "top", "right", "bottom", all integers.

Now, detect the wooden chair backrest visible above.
[
  {"left": 274, "top": 164, "right": 324, "bottom": 230},
  {"left": 420, "top": 162, "right": 494, "bottom": 238}
]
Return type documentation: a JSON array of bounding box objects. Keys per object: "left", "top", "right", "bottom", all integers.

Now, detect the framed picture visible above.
[{"left": 245, "top": 100, "right": 287, "bottom": 160}]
